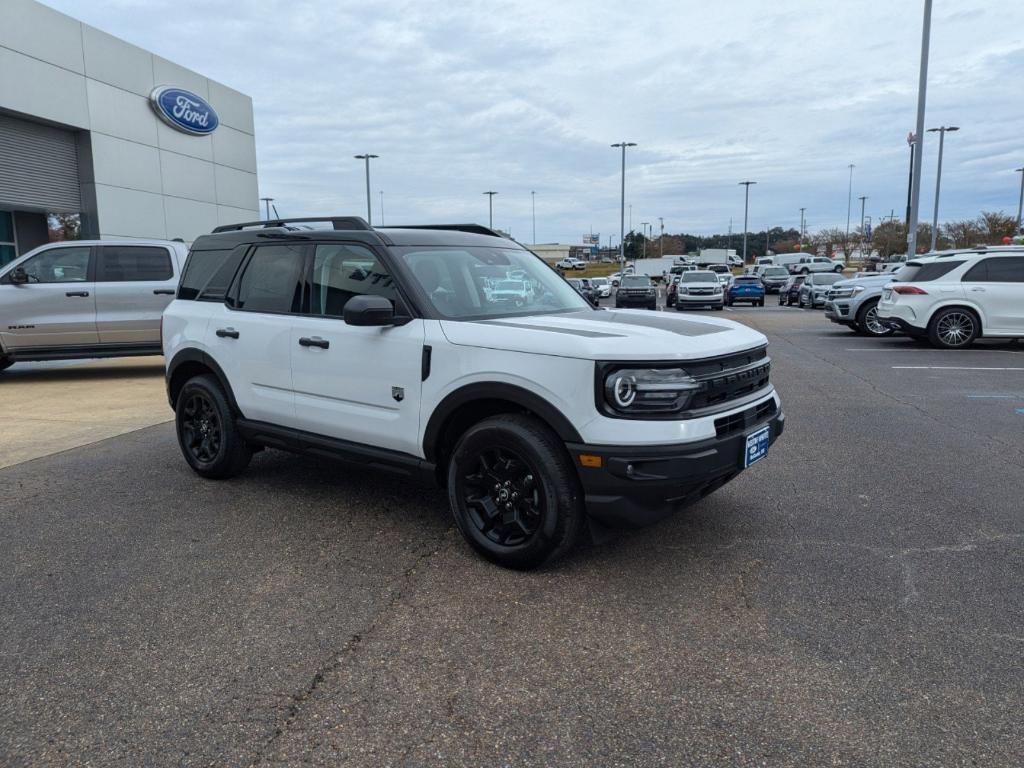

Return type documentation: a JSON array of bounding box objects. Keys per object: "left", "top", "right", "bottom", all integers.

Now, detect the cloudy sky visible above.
[{"left": 47, "top": 0, "right": 1024, "bottom": 244}]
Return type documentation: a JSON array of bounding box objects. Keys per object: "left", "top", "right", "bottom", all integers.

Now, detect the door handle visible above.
[
  {"left": 215, "top": 328, "right": 240, "bottom": 339},
  {"left": 970, "top": 287, "right": 986, "bottom": 292},
  {"left": 153, "top": 289, "right": 176, "bottom": 295},
  {"left": 65, "top": 291, "right": 90, "bottom": 297},
  {"left": 298, "top": 336, "right": 330, "bottom": 349}
]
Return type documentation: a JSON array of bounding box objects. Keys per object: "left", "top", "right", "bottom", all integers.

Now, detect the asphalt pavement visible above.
[{"left": 1, "top": 306, "right": 1022, "bottom": 766}]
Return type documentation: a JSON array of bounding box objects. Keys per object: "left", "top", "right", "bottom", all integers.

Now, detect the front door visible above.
[
  {"left": 93, "top": 244, "right": 178, "bottom": 345},
  {"left": 289, "top": 242, "right": 425, "bottom": 457},
  {"left": 0, "top": 245, "right": 97, "bottom": 350}
]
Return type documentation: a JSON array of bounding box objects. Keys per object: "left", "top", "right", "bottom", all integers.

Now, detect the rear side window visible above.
[
  {"left": 962, "top": 257, "right": 1024, "bottom": 283},
  {"left": 233, "top": 244, "right": 304, "bottom": 314},
  {"left": 895, "top": 261, "right": 964, "bottom": 282},
  {"left": 179, "top": 248, "right": 233, "bottom": 300},
  {"left": 97, "top": 246, "right": 172, "bottom": 282}
]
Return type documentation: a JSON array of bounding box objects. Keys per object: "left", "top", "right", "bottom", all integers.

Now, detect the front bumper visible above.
[
  {"left": 676, "top": 294, "right": 724, "bottom": 308},
  {"left": 824, "top": 300, "right": 853, "bottom": 324},
  {"left": 567, "top": 409, "right": 785, "bottom": 528},
  {"left": 615, "top": 293, "right": 657, "bottom": 307}
]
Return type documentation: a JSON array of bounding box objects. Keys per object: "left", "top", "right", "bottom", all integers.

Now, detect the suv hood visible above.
[{"left": 440, "top": 309, "right": 767, "bottom": 361}]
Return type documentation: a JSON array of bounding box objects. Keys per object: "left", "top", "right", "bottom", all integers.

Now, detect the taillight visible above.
[{"left": 893, "top": 285, "right": 928, "bottom": 295}]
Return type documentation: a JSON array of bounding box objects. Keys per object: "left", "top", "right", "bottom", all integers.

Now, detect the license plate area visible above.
[{"left": 744, "top": 425, "right": 771, "bottom": 468}]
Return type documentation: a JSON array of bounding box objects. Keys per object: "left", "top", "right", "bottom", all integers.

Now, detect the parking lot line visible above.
[
  {"left": 846, "top": 347, "right": 1023, "bottom": 353},
  {"left": 892, "top": 366, "right": 1024, "bottom": 371}
]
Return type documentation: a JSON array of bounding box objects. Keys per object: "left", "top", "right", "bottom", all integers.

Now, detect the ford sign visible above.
[{"left": 149, "top": 86, "right": 219, "bottom": 136}]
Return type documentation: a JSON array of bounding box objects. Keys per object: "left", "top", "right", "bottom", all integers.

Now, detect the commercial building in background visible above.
[{"left": 0, "top": 0, "right": 259, "bottom": 265}]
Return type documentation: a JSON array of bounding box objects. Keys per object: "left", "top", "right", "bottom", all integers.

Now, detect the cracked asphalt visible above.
[{"left": 2, "top": 307, "right": 1022, "bottom": 766}]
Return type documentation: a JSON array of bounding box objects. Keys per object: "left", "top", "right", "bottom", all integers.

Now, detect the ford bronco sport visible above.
[{"left": 163, "top": 217, "right": 784, "bottom": 569}]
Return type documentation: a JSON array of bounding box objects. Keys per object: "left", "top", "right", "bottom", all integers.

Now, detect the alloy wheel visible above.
[
  {"left": 937, "top": 312, "right": 975, "bottom": 347},
  {"left": 863, "top": 305, "right": 888, "bottom": 336},
  {"left": 461, "top": 447, "right": 543, "bottom": 547},
  {"left": 181, "top": 393, "right": 222, "bottom": 464}
]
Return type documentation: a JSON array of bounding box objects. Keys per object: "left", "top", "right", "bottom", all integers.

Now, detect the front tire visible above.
[
  {"left": 855, "top": 299, "right": 893, "bottom": 337},
  {"left": 0, "top": 357, "right": 12, "bottom": 373},
  {"left": 928, "top": 307, "right": 979, "bottom": 349},
  {"left": 175, "top": 374, "right": 252, "bottom": 479},
  {"left": 447, "top": 414, "right": 583, "bottom": 570}
]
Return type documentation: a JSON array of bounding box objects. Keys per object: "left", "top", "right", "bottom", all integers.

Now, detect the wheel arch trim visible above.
[{"left": 166, "top": 348, "right": 241, "bottom": 414}]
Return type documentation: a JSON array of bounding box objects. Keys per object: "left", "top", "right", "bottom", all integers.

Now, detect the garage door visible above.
[{"left": 0, "top": 113, "right": 81, "bottom": 212}]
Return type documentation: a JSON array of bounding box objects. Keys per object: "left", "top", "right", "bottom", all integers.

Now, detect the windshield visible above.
[
  {"left": 397, "top": 246, "right": 590, "bottom": 319},
  {"left": 620, "top": 276, "right": 650, "bottom": 287},
  {"left": 763, "top": 267, "right": 788, "bottom": 276},
  {"left": 811, "top": 273, "right": 843, "bottom": 285},
  {"left": 590, "top": 277, "right": 608, "bottom": 286},
  {"left": 682, "top": 271, "right": 716, "bottom": 283}
]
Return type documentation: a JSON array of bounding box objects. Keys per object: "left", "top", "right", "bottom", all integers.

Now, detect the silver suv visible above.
[
  {"left": 0, "top": 240, "right": 187, "bottom": 371},
  {"left": 823, "top": 272, "right": 898, "bottom": 336}
]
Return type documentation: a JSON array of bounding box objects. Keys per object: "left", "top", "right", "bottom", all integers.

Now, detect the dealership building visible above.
[{"left": 0, "top": 0, "right": 260, "bottom": 265}]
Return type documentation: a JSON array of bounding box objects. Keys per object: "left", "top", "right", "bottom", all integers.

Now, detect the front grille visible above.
[
  {"left": 682, "top": 347, "right": 771, "bottom": 411},
  {"left": 715, "top": 398, "right": 778, "bottom": 438}
]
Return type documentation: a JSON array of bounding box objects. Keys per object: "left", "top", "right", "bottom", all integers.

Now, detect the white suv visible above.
[
  {"left": 877, "top": 247, "right": 1024, "bottom": 348},
  {"left": 163, "top": 217, "right": 784, "bottom": 568}
]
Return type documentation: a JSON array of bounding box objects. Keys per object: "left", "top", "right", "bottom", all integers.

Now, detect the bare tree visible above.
[
  {"left": 978, "top": 211, "right": 1017, "bottom": 243},
  {"left": 943, "top": 219, "right": 986, "bottom": 249}
]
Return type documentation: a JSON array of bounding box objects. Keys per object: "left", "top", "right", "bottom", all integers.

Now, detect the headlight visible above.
[
  {"left": 678, "top": 287, "right": 689, "bottom": 294},
  {"left": 713, "top": 286, "right": 722, "bottom": 294},
  {"left": 602, "top": 367, "right": 700, "bottom": 415},
  {"left": 852, "top": 286, "right": 865, "bottom": 295}
]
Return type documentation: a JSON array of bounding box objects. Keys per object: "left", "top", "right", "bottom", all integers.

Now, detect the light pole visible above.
[
  {"left": 641, "top": 222, "right": 650, "bottom": 259},
  {"left": 907, "top": 0, "right": 933, "bottom": 258},
  {"left": 905, "top": 132, "right": 916, "bottom": 228},
  {"left": 799, "top": 207, "right": 806, "bottom": 248},
  {"left": 739, "top": 181, "right": 756, "bottom": 263},
  {"left": 353, "top": 154, "right": 378, "bottom": 224},
  {"left": 927, "top": 126, "right": 958, "bottom": 251},
  {"left": 379, "top": 190, "right": 384, "bottom": 225},
  {"left": 658, "top": 216, "right": 664, "bottom": 258},
  {"left": 531, "top": 190, "right": 536, "bottom": 244},
  {"left": 612, "top": 142, "right": 637, "bottom": 266},
  {"left": 845, "top": 163, "right": 855, "bottom": 249},
  {"left": 1016, "top": 167, "right": 1024, "bottom": 233},
  {"left": 260, "top": 197, "right": 274, "bottom": 221},
  {"left": 483, "top": 191, "right": 497, "bottom": 229}
]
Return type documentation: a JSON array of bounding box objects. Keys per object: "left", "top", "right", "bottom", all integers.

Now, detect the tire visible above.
[
  {"left": 800, "top": 268, "right": 810, "bottom": 275},
  {"left": 834, "top": 265, "right": 844, "bottom": 273},
  {"left": 714, "top": 305, "right": 724, "bottom": 311},
  {"left": 0, "top": 356, "right": 12, "bottom": 373},
  {"left": 447, "top": 414, "right": 584, "bottom": 570},
  {"left": 175, "top": 374, "right": 252, "bottom": 479},
  {"left": 928, "top": 307, "right": 979, "bottom": 349},
  {"left": 855, "top": 299, "right": 893, "bottom": 337}
]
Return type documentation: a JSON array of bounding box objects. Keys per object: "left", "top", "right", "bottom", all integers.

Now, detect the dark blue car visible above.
[{"left": 726, "top": 276, "right": 765, "bottom": 306}]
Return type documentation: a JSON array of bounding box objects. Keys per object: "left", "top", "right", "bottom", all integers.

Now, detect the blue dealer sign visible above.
[{"left": 149, "top": 86, "right": 219, "bottom": 136}]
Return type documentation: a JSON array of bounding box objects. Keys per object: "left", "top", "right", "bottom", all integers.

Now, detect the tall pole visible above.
[
  {"left": 379, "top": 190, "right": 384, "bottom": 225},
  {"left": 531, "top": 190, "right": 536, "bottom": 244},
  {"left": 1016, "top": 167, "right": 1024, "bottom": 233},
  {"left": 260, "top": 197, "right": 274, "bottom": 221},
  {"left": 612, "top": 142, "right": 637, "bottom": 266},
  {"left": 629, "top": 205, "right": 633, "bottom": 233},
  {"left": 482, "top": 191, "right": 497, "bottom": 228},
  {"left": 845, "top": 163, "right": 855, "bottom": 247},
  {"left": 658, "top": 216, "right": 664, "bottom": 258},
  {"left": 907, "top": 0, "right": 933, "bottom": 259},
  {"left": 799, "top": 207, "right": 806, "bottom": 248},
  {"left": 641, "top": 222, "right": 649, "bottom": 259},
  {"left": 353, "top": 154, "right": 378, "bottom": 224},
  {"left": 905, "top": 134, "right": 915, "bottom": 228},
  {"left": 739, "top": 181, "right": 756, "bottom": 263},
  {"left": 928, "top": 126, "right": 958, "bottom": 251}
]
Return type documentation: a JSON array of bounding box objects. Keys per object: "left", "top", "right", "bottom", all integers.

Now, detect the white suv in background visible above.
[
  {"left": 877, "top": 247, "right": 1024, "bottom": 348},
  {"left": 163, "top": 217, "right": 784, "bottom": 569}
]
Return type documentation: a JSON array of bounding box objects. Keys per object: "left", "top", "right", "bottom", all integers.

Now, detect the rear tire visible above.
[
  {"left": 175, "top": 374, "right": 252, "bottom": 479},
  {"left": 0, "top": 357, "right": 12, "bottom": 373},
  {"left": 928, "top": 307, "right": 979, "bottom": 349},
  {"left": 447, "top": 414, "right": 584, "bottom": 570}
]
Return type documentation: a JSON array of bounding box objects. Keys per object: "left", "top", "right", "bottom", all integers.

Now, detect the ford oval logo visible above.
[{"left": 149, "top": 86, "right": 219, "bottom": 136}]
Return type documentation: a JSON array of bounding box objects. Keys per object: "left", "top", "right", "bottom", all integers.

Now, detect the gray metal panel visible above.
[{"left": 0, "top": 114, "right": 82, "bottom": 212}]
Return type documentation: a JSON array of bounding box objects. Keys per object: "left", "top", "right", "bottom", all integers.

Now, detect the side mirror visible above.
[
  {"left": 9, "top": 267, "right": 29, "bottom": 285},
  {"left": 344, "top": 294, "right": 395, "bottom": 327}
]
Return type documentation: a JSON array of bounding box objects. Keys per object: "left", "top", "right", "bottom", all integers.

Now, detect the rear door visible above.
[
  {"left": 205, "top": 243, "right": 305, "bottom": 424},
  {"left": 960, "top": 256, "right": 1024, "bottom": 334},
  {"left": 93, "top": 244, "right": 177, "bottom": 345},
  {"left": 0, "top": 244, "right": 97, "bottom": 350},
  {"left": 289, "top": 242, "right": 425, "bottom": 455}
]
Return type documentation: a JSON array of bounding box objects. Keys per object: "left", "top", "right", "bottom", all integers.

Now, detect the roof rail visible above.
[
  {"left": 379, "top": 224, "right": 505, "bottom": 238},
  {"left": 211, "top": 216, "right": 372, "bottom": 233}
]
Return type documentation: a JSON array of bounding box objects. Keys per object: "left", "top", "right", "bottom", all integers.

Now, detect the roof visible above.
[{"left": 911, "top": 245, "right": 1024, "bottom": 263}]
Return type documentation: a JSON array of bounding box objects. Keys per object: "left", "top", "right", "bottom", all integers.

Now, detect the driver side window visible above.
[{"left": 17, "top": 247, "right": 91, "bottom": 283}]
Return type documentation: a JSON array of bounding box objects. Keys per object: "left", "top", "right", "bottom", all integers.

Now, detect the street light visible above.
[
  {"left": 379, "top": 190, "right": 384, "bottom": 225},
  {"left": 531, "top": 190, "right": 536, "bottom": 244},
  {"left": 907, "top": 0, "right": 934, "bottom": 258},
  {"left": 927, "top": 126, "right": 959, "bottom": 251},
  {"left": 739, "top": 181, "right": 756, "bottom": 263},
  {"left": 641, "top": 222, "right": 650, "bottom": 259},
  {"left": 612, "top": 142, "right": 637, "bottom": 267},
  {"left": 858, "top": 196, "right": 868, "bottom": 254},
  {"left": 353, "top": 154, "right": 378, "bottom": 224},
  {"left": 845, "top": 163, "right": 855, "bottom": 248},
  {"left": 483, "top": 191, "right": 497, "bottom": 229},
  {"left": 1016, "top": 167, "right": 1024, "bottom": 233},
  {"left": 799, "top": 207, "right": 806, "bottom": 248},
  {"left": 658, "top": 216, "right": 664, "bottom": 258}
]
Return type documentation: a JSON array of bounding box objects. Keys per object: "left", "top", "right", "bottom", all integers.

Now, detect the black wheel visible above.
[
  {"left": 855, "top": 299, "right": 893, "bottom": 337},
  {"left": 757, "top": 299, "right": 765, "bottom": 307},
  {"left": 714, "top": 305, "right": 724, "bottom": 311},
  {"left": 0, "top": 357, "right": 12, "bottom": 372},
  {"left": 834, "top": 265, "right": 844, "bottom": 273},
  {"left": 928, "top": 307, "right": 979, "bottom": 349},
  {"left": 175, "top": 374, "right": 252, "bottom": 479},
  {"left": 447, "top": 414, "right": 583, "bottom": 569}
]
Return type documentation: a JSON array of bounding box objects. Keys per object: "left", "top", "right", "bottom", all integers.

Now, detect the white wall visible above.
[{"left": 0, "top": 0, "right": 259, "bottom": 241}]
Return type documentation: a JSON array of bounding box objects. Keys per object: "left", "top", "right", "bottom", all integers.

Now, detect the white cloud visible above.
[{"left": 48, "top": 0, "right": 1024, "bottom": 241}]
